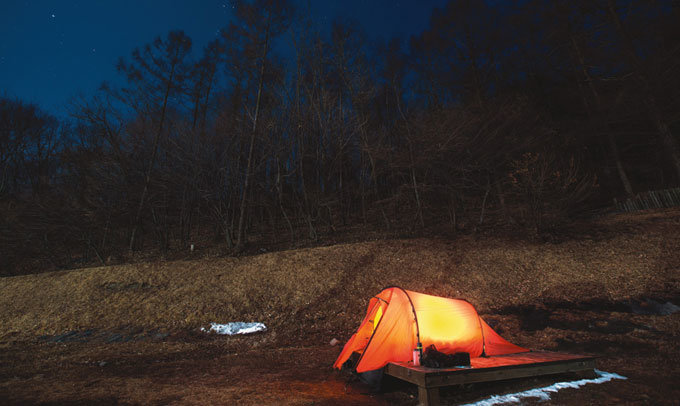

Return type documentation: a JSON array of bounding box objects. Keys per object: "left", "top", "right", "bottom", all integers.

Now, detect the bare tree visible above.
[
  {"left": 221, "top": 0, "right": 292, "bottom": 251},
  {"left": 117, "top": 30, "right": 192, "bottom": 251}
]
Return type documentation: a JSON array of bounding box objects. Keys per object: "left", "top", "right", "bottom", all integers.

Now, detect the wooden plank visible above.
[
  {"left": 385, "top": 351, "right": 597, "bottom": 390},
  {"left": 417, "top": 385, "right": 440, "bottom": 406},
  {"left": 469, "top": 351, "right": 592, "bottom": 368},
  {"left": 385, "top": 362, "right": 426, "bottom": 386},
  {"left": 424, "top": 359, "right": 596, "bottom": 387},
  {"left": 390, "top": 351, "right": 594, "bottom": 374}
]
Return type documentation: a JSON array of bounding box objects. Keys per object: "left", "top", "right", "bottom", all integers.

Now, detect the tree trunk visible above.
[
  {"left": 479, "top": 177, "right": 491, "bottom": 225},
  {"left": 394, "top": 83, "right": 425, "bottom": 229},
  {"left": 129, "top": 49, "right": 180, "bottom": 252},
  {"left": 569, "top": 32, "right": 634, "bottom": 195},
  {"left": 235, "top": 18, "right": 272, "bottom": 251}
]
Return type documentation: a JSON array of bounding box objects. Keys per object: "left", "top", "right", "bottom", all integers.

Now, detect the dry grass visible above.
[{"left": 1, "top": 208, "right": 678, "bottom": 343}]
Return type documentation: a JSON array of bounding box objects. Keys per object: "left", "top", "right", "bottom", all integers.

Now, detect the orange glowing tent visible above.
[{"left": 334, "top": 287, "right": 528, "bottom": 373}]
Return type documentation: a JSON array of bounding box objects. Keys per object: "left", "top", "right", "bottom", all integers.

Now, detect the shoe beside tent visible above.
[{"left": 334, "top": 287, "right": 528, "bottom": 373}]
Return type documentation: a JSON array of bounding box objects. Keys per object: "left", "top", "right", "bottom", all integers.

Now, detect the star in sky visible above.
[{"left": 0, "top": 0, "right": 446, "bottom": 117}]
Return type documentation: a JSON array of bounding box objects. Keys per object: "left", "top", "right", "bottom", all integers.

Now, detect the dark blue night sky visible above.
[{"left": 0, "top": 0, "right": 447, "bottom": 116}]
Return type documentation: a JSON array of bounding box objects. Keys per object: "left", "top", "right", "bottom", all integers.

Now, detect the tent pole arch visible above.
[
  {"left": 383, "top": 286, "right": 421, "bottom": 345},
  {"left": 476, "top": 314, "right": 487, "bottom": 357},
  {"left": 355, "top": 286, "right": 421, "bottom": 370},
  {"left": 459, "top": 297, "right": 488, "bottom": 357}
]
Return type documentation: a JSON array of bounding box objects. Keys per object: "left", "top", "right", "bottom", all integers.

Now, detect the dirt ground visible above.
[
  {"left": 1, "top": 209, "right": 679, "bottom": 405},
  {"left": 1, "top": 297, "right": 679, "bottom": 405}
]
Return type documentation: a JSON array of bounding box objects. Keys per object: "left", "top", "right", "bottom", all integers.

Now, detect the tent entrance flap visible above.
[
  {"left": 355, "top": 298, "right": 386, "bottom": 347},
  {"left": 332, "top": 295, "right": 390, "bottom": 369},
  {"left": 372, "top": 303, "right": 383, "bottom": 333}
]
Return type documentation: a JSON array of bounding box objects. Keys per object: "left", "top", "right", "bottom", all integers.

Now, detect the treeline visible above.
[{"left": 2, "top": 0, "right": 679, "bottom": 275}]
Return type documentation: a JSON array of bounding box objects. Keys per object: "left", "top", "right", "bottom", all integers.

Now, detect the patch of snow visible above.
[
  {"left": 461, "top": 369, "right": 627, "bottom": 406},
  {"left": 200, "top": 322, "right": 266, "bottom": 335},
  {"left": 665, "top": 303, "right": 680, "bottom": 314},
  {"left": 630, "top": 299, "right": 680, "bottom": 315},
  {"left": 651, "top": 300, "right": 680, "bottom": 315}
]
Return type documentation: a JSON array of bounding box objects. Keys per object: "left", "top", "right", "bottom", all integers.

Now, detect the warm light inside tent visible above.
[
  {"left": 333, "top": 287, "right": 529, "bottom": 373},
  {"left": 354, "top": 299, "right": 386, "bottom": 347},
  {"left": 372, "top": 303, "right": 383, "bottom": 333},
  {"left": 414, "top": 294, "right": 484, "bottom": 355}
]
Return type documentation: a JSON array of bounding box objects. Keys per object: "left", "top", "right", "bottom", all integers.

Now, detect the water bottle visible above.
[{"left": 413, "top": 342, "right": 423, "bottom": 366}]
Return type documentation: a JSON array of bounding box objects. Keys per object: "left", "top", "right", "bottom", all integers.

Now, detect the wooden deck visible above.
[{"left": 385, "top": 351, "right": 597, "bottom": 406}]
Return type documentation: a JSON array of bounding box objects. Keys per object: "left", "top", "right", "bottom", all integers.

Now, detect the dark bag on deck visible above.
[{"left": 422, "top": 344, "right": 470, "bottom": 368}]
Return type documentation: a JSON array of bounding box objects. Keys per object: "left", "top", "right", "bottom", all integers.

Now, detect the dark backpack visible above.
[{"left": 422, "top": 344, "right": 470, "bottom": 368}]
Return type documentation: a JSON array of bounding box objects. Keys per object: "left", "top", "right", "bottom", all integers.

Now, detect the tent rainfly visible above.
[{"left": 334, "top": 287, "right": 529, "bottom": 373}]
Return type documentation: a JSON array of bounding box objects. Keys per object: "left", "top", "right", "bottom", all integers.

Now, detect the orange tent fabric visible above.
[{"left": 334, "top": 287, "right": 528, "bottom": 373}]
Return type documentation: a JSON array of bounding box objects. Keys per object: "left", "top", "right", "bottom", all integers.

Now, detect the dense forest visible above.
[{"left": 1, "top": 0, "right": 679, "bottom": 275}]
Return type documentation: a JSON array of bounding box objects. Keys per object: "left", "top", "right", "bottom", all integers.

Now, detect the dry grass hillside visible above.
[
  {"left": 2, "top": 208, "right": 678, "bottom": 342},
  {"left": 1, "top": 208, "right": 679, "bottom": 405}
]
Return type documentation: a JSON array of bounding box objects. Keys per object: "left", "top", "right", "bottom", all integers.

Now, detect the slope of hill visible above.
[{"left": 2, "top": 208, "right": 678, "bottom": 342}]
